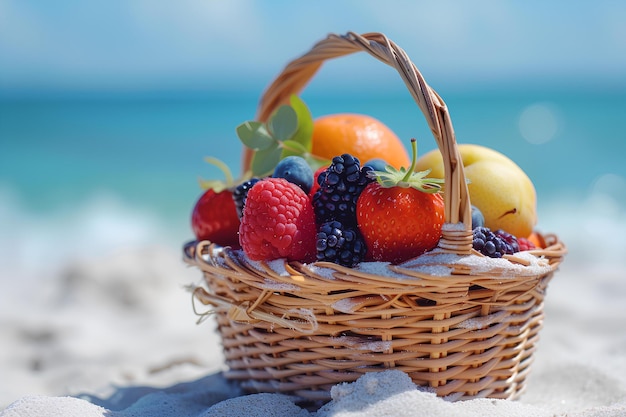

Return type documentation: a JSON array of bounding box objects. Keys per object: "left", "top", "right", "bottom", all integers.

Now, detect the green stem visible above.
[
  {"left": 401, "top": 138, "right": 418, "bottom": 183},
  {"left": 204, "top": 156, "right": 234, "bottom": 185}
]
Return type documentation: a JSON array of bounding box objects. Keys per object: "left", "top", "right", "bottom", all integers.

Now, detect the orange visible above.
[
  {"left": 311, "top": 114, "right": 410, "bottom": 169},
  {"left": 528, "top": 231, "right": 546, "bottom": 249}
]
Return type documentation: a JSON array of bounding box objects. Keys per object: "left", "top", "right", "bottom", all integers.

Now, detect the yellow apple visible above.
[{"left": 415, "top": 144, "right": 537, "bottom": 238}]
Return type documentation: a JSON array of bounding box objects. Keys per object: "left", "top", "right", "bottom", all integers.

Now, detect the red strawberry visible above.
[
  {"left": 308, "top": 166, "right": 327, "bottom": 199},
  {"left": 356, "top": 139, "right": 445, "bottom": 264},
  {"left": 357, "top": 183, "right": 444, "bottom": 263},
  {"left": 191, "top": 189, "right": 240, "bottom": 248},
  {"left": 239, "top": 177, "right": 317, "bottom": 262}
]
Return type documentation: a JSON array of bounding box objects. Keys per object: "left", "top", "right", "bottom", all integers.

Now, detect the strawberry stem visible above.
[
  {"left": 401, "top": 138, "right": 418, "bottom": 183},
  {"left": 198, "top": 156, "right": 239, "bottom": 192},
  {"left": 204, "top": 156, "right": 234, "bottom": 185},
  {"left": 368, "top": 138, "right": 444, "bottom": 193}
]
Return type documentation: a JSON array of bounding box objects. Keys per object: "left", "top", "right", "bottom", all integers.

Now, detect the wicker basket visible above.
[{"left": 184, "top": 31, "right": 566, "bottom": 402}]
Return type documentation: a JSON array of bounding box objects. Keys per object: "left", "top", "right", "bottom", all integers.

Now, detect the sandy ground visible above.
[{"left": 1, "top": 241, "right": 626, "bottom": 416}]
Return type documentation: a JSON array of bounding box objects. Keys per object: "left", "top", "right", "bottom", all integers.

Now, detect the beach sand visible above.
[{"left": 1, "top": 238, "right": 626, "bottom": 416}]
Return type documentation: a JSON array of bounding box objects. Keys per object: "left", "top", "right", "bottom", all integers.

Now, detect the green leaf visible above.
[
  {"left": 280, "top": 139, "right": 309, "bottom": 159},
  {"left": 268, "top": 105, "right": 298, "bottom": 142},
  {"left": 289, "top": 95, "right": 313, "bottom": 151},
  {"left": 303, "top": 154, "right": 330, "bottom": 172},
  {"left": 236, "top": 121, "right": 275, "bottom": 150},
  {"left": 251, "top": 143, "right": 282, "bottom": 177}
]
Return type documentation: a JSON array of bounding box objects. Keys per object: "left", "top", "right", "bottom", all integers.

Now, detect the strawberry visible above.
[
  {"left": 191, "top": 188, "right": 241, "bottom": 248},
  {"left": 239, "top": 177, "right": 317, "bottom": 262},
  {"left": 308, "top": 166, "right": 327, "bottom": 199},
  {"left": 356, "top": 138, "right": 445, "bottom": 264},
  {"left": 191, "top": 157, "right": 241, "bottom": 248}
]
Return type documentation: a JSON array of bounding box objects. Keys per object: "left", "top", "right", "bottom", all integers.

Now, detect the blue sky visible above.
[{"left": 1, "top": 0, "right": 625, "bottom": 96}]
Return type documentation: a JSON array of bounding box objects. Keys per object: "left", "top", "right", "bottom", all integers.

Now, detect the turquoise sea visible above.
[{"left": 1, "top": 90, "right": 626, "bottom": 270}]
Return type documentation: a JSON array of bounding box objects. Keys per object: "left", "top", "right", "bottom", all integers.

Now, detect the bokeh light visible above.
[{"left": 518, "top": 102, "right": 560, "bottom": 145}]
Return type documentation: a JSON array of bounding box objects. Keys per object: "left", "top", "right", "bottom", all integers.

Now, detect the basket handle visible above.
[{"left": 249, "top": 31, "right": 472, "bottom": 254}]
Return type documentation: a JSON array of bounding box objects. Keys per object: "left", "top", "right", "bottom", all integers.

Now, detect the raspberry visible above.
[
  {"left": 239, "top": 178, "right": 317, "bottom": 262},
  {"left": 517, "top": 237, "right": 536, "bottom": 251},
  {"left": 316, "top": 220, "right": 367, "bottom": 267},
  {"left": 472, "top": 227, "right": 516, "bottom": 258},
  {"left": 312, "top": 154, "right": 373, "bottom": 226},
  {"left": 232, "top": 177, "right": 260, "bottom": 218}
]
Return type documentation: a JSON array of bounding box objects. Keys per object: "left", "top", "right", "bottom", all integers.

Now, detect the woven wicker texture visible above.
[{"left": 185, "top": 31, "right": 566, "bottom": 402}]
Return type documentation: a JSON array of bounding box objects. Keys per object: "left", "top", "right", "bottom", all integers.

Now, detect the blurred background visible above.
[
  {"left": 2, "top": 0, "right": 626, "bottom": 260},
  {"left": 1, "top": 0, "right": 626, "bottom": 406}
]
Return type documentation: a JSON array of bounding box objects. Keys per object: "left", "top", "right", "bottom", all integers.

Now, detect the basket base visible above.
[
  {"left": 212, "top": 297, "right": 545, "bottom": 402},
  {"left": 185, "top": 233, "right": 565, "bottom": 403}
]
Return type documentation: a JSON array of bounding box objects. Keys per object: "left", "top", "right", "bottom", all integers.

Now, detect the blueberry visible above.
[
  {"left": 273, "top": 156, "right": 314, "bottom": 194},
  {"left": 363, "top": 158, "right": 389, "bottom": 172},
  {"left": 471, "top": 205, "right": 485, "bottom": 229}
]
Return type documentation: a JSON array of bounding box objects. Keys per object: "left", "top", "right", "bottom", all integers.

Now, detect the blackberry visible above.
[
  {"left": 493, "top": 229, "right": 520, "bottom": 253},
  {"left": 232, "top": 177, "right": 260, "bottom": 218},
  {"left": 316, "top": 220, "right": 367, "bottom": 267},
  {"left": 315, "top": 168, "right": 328, "bottom": 187},
  {"left": 312, "top": 154, "right": 373, "bottom": 226},
  {"left": 472, "top": 227, "right": 516, "bottom": 258}
]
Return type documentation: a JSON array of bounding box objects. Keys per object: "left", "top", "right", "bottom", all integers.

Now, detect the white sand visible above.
[{"left": 2, "top": 238, "right": 626, "bottom": 416}]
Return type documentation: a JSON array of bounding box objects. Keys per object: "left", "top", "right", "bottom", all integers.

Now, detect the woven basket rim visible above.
[
  {"left": 186, "top": 229, "right": 565, "bottom": 298},
  {"left": 185, "top": 230, "right": 565, "bottom": 285}
]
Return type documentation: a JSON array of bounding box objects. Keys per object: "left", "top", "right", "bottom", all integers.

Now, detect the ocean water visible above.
[{"left": 1, "top": 90, "right": 626, "bottom": 278}]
